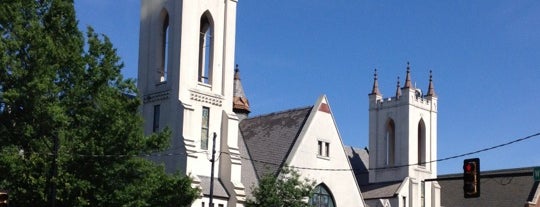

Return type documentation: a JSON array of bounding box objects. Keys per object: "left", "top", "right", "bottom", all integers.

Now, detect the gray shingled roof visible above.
[
  {"left": 344, "top": 146, "right": 370, "bottom": 186},
  {"left": 360, "top": 180, "right": 404, "bottom": 200},
  {"left": 438, "top": 167, "right": 539, "bottom": 207},
  {"left": 345, "top": 145, "right": 406, "bottom": 200},
  {"left": 198, "top": 176, "right": 230, "bottom": 199},
  {"left": 239, "top": 107, "right": 312, "bottom": 179}
]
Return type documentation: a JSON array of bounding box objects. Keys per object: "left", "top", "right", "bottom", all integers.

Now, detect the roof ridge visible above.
[
  {"left": 439, "top": 165, "right": 540, "bottom": 177},
  {"left": 245, "top": 106, "right": 313, "bottom": 120}
]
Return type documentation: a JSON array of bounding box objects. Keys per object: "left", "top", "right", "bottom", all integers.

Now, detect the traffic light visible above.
[
  {"left": 463, "top": 158, "right": 480, "bottom": 198},
  {"left": 0, "top": 191, "right": 7, "bottom": 207}
]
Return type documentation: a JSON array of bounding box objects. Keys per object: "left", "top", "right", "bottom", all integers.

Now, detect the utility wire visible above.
[
  {"left": 227, "top": 131, "right": 540, "bottom": 173},
  {"left": 20, "top": 131, "right": 540, "bottom": 173}
]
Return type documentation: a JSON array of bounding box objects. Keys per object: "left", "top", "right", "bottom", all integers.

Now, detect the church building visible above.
[
  {"left": 348, "top": 67, "right": 441, "bottom": 207},
  {"left": 136, "top": 0, "right": 440, "bottom": 207}
]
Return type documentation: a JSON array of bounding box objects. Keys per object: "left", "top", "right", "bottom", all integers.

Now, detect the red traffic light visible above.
[
  {"left": 464, "top": 162, "right": 476, "bottom": 173},
  {"left": 464, "top": 163, "right": 472, "bottom": 172},
  {"left": 463, "top": 158, "right": 480, "bottom": 198}
]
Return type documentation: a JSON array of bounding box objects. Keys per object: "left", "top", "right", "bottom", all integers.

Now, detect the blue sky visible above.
[{"left": 75, "top": 0, "right": 540, "bottom": 175}]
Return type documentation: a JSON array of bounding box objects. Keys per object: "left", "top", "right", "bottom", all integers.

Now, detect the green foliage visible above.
[
  {"left": 245, "top": 167, "right": 315, "bottom": 207},
  {"left": 0, "top": 0, "right": 199, "bottom": 206}
]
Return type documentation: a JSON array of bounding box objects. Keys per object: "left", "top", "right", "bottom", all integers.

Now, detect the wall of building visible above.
[{"left": 287, "top": 96, "right": 366, "bottom": 207}]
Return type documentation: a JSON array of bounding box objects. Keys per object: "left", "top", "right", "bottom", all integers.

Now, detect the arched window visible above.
[
  {"left": 198, "top": 12, "right": 214, "bottom": 85},
  {"left": 309, "top": 184, "right": 335, "bottom": 207},
  {"left": 159, "top": 9, "right": 169, "bottom": 83},
  {"left": 386, "top": 119, "right": 396, "bottom": 166},
  {"left": 418, "top": 119, "right": 426, "bottom": 166}
]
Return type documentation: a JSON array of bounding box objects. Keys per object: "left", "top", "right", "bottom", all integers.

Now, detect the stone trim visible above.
[
  {"left": 190, "top": 89, "right": 223, "bottom": 106},
  {"left": 143, "top": 90, "right": 170, "bottom": 104}
]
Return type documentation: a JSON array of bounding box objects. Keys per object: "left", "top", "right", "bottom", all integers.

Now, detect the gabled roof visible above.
[
  {"left": 438, "top": 166, "right": 540, "bottom": 207},
  {"left": 239, "top": 107, "right": 312, "bottom": 179}
]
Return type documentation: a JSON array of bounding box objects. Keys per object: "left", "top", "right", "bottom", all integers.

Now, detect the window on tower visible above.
[
  {"left": 198, "top": 12, "right": 214, "bottom": 85},
  {"left": 386, "top": 119, "right": 396, "bottom": 166},
  {"left": 201, "top": 107, "right": 210, "bottom": 150},
  {"left": 153, "top": 105, "right": 160, "bottom": 132},
  {"left": 160, "top": 11, "right": 169, "bottom": 82},
  {"left": 160, "top": 11, "right": 169, "bottom": 83},
  {"left": 421, "top": 181, "right": 426, "bottom": 207},
  {"left": 418, "top": 119, "right": 426, "bottom": 167}
]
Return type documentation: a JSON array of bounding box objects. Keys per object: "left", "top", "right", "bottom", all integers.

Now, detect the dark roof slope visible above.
[
  {"left": 360, "top": 180, "right": 403, "bottom": 200},
  {"left": 239, "top": 107, "right": 312, "bottom": 179},
  {"left": 198, "top": 176, "right": 230, "bottom": 199},
  {"left": 438, "top": 166, "right": 539, "bottom": 207},
  {"left": 344, "top": 146, "right": 370, "bottom": 186}
]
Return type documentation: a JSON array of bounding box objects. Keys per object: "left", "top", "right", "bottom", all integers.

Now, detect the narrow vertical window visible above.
[
  {"left": 386, "top": 119, "right": 396, "bottom": 166},
  {"left": 325, "top": 142, "right": 330, "bottom": 157},
  {"left": 157, "top": 10, "right": 169, "bottom": 83},
  {"left": 421, "top": 181, "right": 426, "bottom": 207},
  {"left": 201, "top": 107, "right": 210, "bottom": 150},
  {"left": 198, "top": 13, "right": 213, "bottom": 85},
  {"left": 160, "top": 13, "right": 169, "bottom": 82},
  {"left": 318, "top": 141, "right": 323, "bottom": 156},
  {"left": 418, "top": 119, "right": 426, "bottom": 166},
  {"left": 153, "top": 105, "right": 160, "bottom": 132}
]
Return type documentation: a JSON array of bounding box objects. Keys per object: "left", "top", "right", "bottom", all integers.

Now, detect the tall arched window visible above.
[
  {"left": 198, "top": 12, "right": 214, "bottom": 85},
  {"left": 418, "top": 119, "right": 426, "bottom": 166},
  {"left": 159, "top": 10, "right": 169, "bottom": 82},
  {"left": 309, "top": 184, "right": 335, "bottom": 207},
  {"left": 386, "top": 119, "right": 396, "bottom": 166}
]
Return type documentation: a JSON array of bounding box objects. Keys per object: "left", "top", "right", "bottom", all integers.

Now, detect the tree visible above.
[
  {"left": 0, "top": 0, "right": 199, "bottom": 206},
  {"left": 246, "top": 167, "right": 315, "bottom": 207}
]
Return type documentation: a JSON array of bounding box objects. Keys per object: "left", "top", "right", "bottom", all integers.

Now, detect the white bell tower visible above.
[
  {"left": 137, "top": 0, "right": 245, "bottom": 206},
  {"left": 368, "top": 63, "right": 440, "bottom": 207}
]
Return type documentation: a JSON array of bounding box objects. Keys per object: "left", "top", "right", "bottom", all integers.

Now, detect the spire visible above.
[
  {"left": 233, "top": 64, "right": 251, "bottom": 115},
  {"left": 427, "top": 70, "right": 437, "bottom": 97},
  {"left": 370, "top": 69, "right": 382, "bottom": 96},
  {"left": 403, "top": 62, "right": 413, "bottom": 89},
  {"left": 395, "top": 76, "right": 402, "bottom": 98}
]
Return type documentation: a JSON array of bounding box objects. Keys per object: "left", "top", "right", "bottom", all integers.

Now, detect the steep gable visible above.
[{"left": 285, "top": 95, "right": 367, "bottom": 207}]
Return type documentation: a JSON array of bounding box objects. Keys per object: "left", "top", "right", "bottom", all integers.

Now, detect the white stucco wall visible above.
[{"left": 286, "top": 95, "right": 366, "bottom": 207}]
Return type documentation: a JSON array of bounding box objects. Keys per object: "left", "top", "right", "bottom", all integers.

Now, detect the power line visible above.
[
  {"left": 17, "top": 131, "right": 540, "bottom": 173},
  {"left": 226, "top": 131, "right": 540, "bottom": 173}
]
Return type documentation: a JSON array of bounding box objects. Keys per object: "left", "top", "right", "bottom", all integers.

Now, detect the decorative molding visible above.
[
  {"left": 143, "top": 90, "right": 170, "bottom": 104},
  {"left": 184, "top": 138, "right": 199, "bottom": 158},
  {"left": 190, "top": 89, "right": 223, "bottom": 106}
]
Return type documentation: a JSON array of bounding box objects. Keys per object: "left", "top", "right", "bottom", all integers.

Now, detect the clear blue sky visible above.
[{"left": 75, "top": 0, "right": 540, "bottom": 175}]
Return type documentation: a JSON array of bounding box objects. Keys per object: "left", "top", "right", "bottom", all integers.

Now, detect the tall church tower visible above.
[
  {"left": 137, "top": 0, "right": 245, "bottom": 206},
  {"left": 368, "top": 63, "right": 440, "bottom": 207}
]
